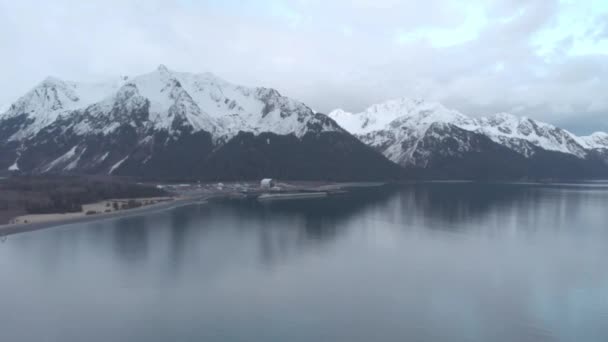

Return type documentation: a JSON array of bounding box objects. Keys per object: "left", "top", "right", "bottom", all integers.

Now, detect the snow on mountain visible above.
[
  {"left": 328, "top": 98, "right": 477, "bottom": 135},
  {"left": 170, "top": 67, "right": 337, "bottom": 138},
  {"left": 332, "top": 99, "right": 478, "bottom": 166},
  {"left": 0, "top": 65, "right": 340, "bottom": 143},
  {"left": 1, "top": 65, "right": 374, "bottom": 180},
  {"left": 476, "top": 113, "right": 588, "bottom": 158},
  {"left": 331, "top": 99, "right": 483, "bottom": 166},
  {"left": 329, "top": 98, "right": 606, "bottom": 166},
  {"left": 128, "top": 66, "right": 218, "bottom": 134},
  {"left": 577, "top": 132, "right": 608, "bottom": 150},
  {"left": 1, "top": 77, "right": 125, "bottom": 140}
]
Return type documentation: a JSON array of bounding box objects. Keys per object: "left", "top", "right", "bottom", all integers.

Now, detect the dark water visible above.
[{"left": 2, "top": 182, "right": 608, "bottom": 342}]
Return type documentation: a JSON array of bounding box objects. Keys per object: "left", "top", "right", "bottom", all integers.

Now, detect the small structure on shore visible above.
[{"left": 260, "top": 178, "right": 275, "bottom": 189}]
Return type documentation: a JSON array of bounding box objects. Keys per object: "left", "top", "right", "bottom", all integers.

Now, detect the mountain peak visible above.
[
  {"left": 157, "top": 64, "right": 169, "bottom": 73},
  {"left": 329, "top": 97, "right": 471, "bottom": 136},
  {"left": 40, "top": 76, "right": 66, "bottom": 87},
  {"left": 579, "top": 131, "right": 608, "bottom": 149},
  {"left": 489, "top": 112, "right": 517, "bottom": 120}
]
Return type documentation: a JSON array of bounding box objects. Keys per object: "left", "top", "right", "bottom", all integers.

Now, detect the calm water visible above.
[{"left": 1, "top": 182, "right": 608, "bottom": 342}]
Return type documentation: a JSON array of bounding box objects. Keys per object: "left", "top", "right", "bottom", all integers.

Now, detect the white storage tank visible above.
[{"left": 260, "top": 178, "right": 275, "bottom": 189}]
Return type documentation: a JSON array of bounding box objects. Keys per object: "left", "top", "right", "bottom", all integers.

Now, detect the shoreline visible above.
[
  {"left": 6, "top": 179, "right": 603, "bottom": 237},
  {"left": 0, "top": 195, "right": 212, "bottom": 237},
  {"left": 0, "top": 181, "right": 388, "bottom": 237}
]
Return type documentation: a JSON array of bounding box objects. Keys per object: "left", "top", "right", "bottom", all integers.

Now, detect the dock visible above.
[{"left": 257, "top": 192, "right": 328, "bottom": 201}]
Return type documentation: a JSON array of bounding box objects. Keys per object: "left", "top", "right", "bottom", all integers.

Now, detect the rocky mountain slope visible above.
[
  {"left": 330, "top": 98, "right": 608, "bottom": 179},
  {"left": 0, "top": 66, "right": 401, "bottom": 181}
]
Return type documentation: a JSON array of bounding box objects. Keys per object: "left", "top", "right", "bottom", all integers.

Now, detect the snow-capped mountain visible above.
[
  {"left": 330, "top": 98, "right": 608, "bottom": 178},
  {"left": 1, "top": 65, "right": 339, "bottom": 142},
  {"left": 0, "top": 66, "right": 400, "bottom": 180}
]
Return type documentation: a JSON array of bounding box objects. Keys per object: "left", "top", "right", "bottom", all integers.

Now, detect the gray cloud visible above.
[{"left": 0, "top": 0, "right": 606, "bottom": 134}]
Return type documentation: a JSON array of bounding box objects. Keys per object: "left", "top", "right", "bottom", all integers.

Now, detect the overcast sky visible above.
[{"left": 1, "top": 0, "right": 607, "bottom": 134}]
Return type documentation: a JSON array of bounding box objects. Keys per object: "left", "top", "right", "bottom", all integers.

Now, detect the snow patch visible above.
[
  {"left": 43, "top": 145, "right": 79, "bottom": 172},
  {"left": 65, "top": 148, "right": 87, "bottom": 170},
  {"left": 8, "top": 159, "right": 19, "bottom": 171},
  {"left": 97, "top": 152, "right": 110, "bottom": 163},
  {"left": 577, "top": 132, "right": 608, "bottom": 150},
  {"left": 109, "top": 156, "right": 129, "bottom": 175}
]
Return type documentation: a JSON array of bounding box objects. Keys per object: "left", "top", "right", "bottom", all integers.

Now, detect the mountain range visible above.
[
  {"left": 329, "top": 98, "right": 608, "bottom": 179},
  {"left": 1, "top": 67, "right": 607, "bottom": 180},
  {"left": 0, "top": 65, "right": 399, "bottom": 181}
]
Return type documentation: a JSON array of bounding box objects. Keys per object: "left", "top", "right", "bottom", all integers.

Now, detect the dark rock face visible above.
[
  {"left": 0, "top": 113, "right": 32, "bottom": 141},
  {"left": 405, "top": 124, "right": 529, "bottom": 179},
  {"left": 114, "top": 130, "right": 215, "bottom": 180},
  {"left": 0, "top": 118, "right": 401, "bottom": 181},
  {"left": 197, "top": 131, "right": 402, "bottom": 181}
]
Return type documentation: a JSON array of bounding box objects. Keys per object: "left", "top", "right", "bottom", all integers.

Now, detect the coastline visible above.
[
  {"left": 0, "top": 195, "right": 210, "bottom": 237},
  {"left": 0, "top": 181, "right": 388, "bottom": 237}
]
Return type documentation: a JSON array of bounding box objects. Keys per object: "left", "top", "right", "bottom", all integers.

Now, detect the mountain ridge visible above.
[
  {"left": 4, "top": 68, "right": 607, "bottom": 181},
  {"left": 329, "top": 98, "right": 608, "bottom": 178},
  {"left": 0, "top": 65, "right": 344, "bottom": 142},
  {"left": 0, "top": 66, "right": 400, "bottom": 181}
]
